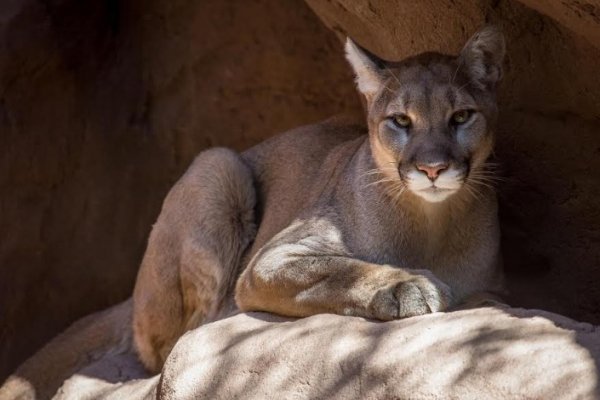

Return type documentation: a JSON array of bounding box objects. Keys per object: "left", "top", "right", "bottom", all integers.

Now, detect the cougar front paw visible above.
[{"left": 369, "top": 271, "right": 452, "bottom": 320}]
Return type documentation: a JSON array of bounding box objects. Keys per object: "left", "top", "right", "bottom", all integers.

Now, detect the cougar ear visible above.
[
  {"left": 345, "top": 38, "right": 388, "bottom": 98},
  {"left": 459, "top": 26, "right": 506, "bottom": 90}
]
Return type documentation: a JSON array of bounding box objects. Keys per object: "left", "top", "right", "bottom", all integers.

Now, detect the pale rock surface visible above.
[{"left": 27, "top": 306, "right": 599, "bottom": 400}]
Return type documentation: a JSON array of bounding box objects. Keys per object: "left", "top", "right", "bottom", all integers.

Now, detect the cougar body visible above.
[{"left": 133, "top": 27, "right": 506, "bottom": 372}]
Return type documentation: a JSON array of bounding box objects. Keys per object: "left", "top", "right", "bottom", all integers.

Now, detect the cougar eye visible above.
[
  {"left": 451, "top": 110, "right": 473, "bottom": 125},
  {"left": 391, "top": 114, "right": 411, "bottom": 129}
]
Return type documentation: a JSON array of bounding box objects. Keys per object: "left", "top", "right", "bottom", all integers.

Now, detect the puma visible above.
[{"left": 131, "top": 26, "right": 506, "bottom": 373}]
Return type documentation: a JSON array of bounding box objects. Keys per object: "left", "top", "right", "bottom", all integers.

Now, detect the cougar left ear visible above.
[
  {"left": 345, "top": 38, "right": 388, "bottom": 98},
  {"left": 459, "top": 26, "right": 506, "bottom": 90}
]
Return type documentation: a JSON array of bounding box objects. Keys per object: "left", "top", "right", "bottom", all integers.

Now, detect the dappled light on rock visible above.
[{"left": 42, "top": 307, "right": 600, "bottom": 400}]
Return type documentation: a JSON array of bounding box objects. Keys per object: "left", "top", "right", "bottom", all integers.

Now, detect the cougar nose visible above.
[{"left": 416, "top": 163, "right": 448, "bottom": 180}]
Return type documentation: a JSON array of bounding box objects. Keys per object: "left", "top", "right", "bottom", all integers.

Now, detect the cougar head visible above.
[{"left": 346, "top": 27, "right": 505, "bottom": 203}]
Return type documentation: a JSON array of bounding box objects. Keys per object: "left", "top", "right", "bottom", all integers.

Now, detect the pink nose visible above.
[{"left": 416, "top": 163, "right": 448, "bottom": 180}]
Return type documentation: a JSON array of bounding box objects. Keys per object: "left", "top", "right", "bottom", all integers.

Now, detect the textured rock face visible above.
[
  {"left": 20, "top": 307, "right": 600, "bottom": 400},
  {"left": 158, "top": 309, "right": 600, "bottom": 400},
  {"left": 306, "top": 0, "right": 600, "bottom": 328},
  {"left": 519, "top": 0, "right": 600, "bottom": 49},
  {"left": 0, "top": 0, "right": 360, "bottom": 381}
]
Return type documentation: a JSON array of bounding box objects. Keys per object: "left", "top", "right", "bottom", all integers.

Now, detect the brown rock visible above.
[{"left": 519, "top": 0, "right": 600, "bottom": 49}]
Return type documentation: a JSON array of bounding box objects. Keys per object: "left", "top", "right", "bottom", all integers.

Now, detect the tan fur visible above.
[
  {"left": 0, "top": 26, "right": 508, "bottom": 391},
  {"left": 129, "top": 26, "right": 507, "bottom": 373},
  {"left": 132, "top": 148, "right": 256, "bottom": 372}
]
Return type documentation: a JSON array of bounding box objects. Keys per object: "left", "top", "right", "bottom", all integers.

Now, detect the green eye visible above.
[
  {"left": 451, "top": 110, "right": 473, "bottom": 125},
  {"left": 392, "top": 114, "right": 411, "bottom": 128}
]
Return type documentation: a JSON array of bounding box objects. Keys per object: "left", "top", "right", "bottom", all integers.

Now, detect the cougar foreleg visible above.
[{"left": 235, "top": 219, "right": 452, "bottom": 320}]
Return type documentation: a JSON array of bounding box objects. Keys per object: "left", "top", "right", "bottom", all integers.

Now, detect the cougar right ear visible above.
[
  {"left": 459, "top": 26, "right": 506, "bottom": 90},
  {"left": 345, "top": 38, "right": 388, "bottom": 98}
]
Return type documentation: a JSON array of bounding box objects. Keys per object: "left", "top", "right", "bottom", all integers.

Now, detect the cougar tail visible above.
[{"left": 0, "top": 299, "right": 138, "bottom": 400}]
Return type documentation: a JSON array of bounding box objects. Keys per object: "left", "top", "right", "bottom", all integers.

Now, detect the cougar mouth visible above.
[
  {"left": 415, "top": 186, "right": 459, "bottom": 203},
  {"left": 421, "top": 186, "right": 455, "bottom": 193},
  {"left": 402, "top": 166, "right": 465, "bottom": 203}
]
